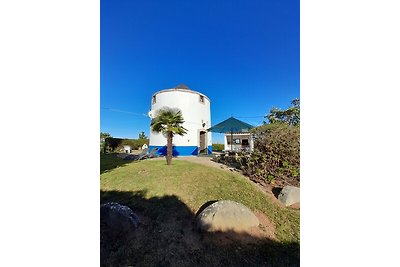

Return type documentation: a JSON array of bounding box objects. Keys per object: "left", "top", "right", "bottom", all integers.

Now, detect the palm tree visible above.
[{"left": 150, "top": 107, "right": 187, "bottom": 165}]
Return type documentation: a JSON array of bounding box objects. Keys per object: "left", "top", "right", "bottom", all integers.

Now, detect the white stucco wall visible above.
[
  {"left": 148, "top": 88, "right": 212, "bottom": 148},
  {"left": 224, "top": 132, "right": 252, "bottom": 151}
]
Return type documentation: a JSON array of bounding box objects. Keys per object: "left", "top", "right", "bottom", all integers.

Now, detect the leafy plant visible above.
[
  {"left": 215, "top": 102, "right": 300, "bottom": 186},
  {"left": 265, "top": 99, "right": 300, "bottom": 126},
  {"left": 101, "top": 132, "right": 112, "bottom": 139},
  {"left": 212, "top": 143, "right": 224, "bottom": 151},
  {"left": 105, "top": 137, "right": 123, "bottom": 152},
  {"left": 150, "top": 107, "right": 187, "bottom": 165},
  {"left": 138, "top": 131, "right": 147, "bottom": 139},
  {"left": 242, "top": 123, "right": 300, "bottom": 186}
]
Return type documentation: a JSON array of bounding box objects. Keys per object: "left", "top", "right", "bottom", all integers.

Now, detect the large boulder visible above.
[
  {"left": 196, "top": 200, "right": 259, "bottom": 232},
  {"left": 278, "top": 186, "right": 300, "bottom": 206},
  {"left": 100, "top": 202, "right": 140, "bottom": 239}
]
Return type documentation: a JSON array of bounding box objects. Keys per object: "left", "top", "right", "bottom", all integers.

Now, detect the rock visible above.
[
  {"left": 278, "top": 186, "right": 300, "bottom": 206},
  {"left": 196, "top": 200, "right": 259, "bottom": 232},
  {"left": 100, "top": 202, "right": 140, "bottom": 239}
]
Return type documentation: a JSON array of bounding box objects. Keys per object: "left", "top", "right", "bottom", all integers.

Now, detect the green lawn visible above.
[{"left": 100, "top": 154, "right": 300, "bottom": 266}]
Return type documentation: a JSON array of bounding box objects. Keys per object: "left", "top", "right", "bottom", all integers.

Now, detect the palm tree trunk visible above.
[{"left": 167, "top": 131, "right": 173, "bottom": 165}]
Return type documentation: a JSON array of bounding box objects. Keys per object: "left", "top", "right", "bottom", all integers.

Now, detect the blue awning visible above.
[{"left": 208, "top": 117, "right": 254, "bottom": 133}]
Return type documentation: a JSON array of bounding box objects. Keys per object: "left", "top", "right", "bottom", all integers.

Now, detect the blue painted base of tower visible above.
[{"left": 148, "top": 145, "right": 212, "bottom": 156}]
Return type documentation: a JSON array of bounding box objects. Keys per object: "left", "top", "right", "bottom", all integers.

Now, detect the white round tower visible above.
[{"left": 148, "top": 84, "right": 212, "bottom": 156}]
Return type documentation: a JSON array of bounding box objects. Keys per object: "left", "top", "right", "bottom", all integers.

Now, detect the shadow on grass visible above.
[
  {"left": 101, "top": 190, "right": 299, "bottom": 267},
  {"left": 100, "top": 153, "right": 139, "bottom": 174}
]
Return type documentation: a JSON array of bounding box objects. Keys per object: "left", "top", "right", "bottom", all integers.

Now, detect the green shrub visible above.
[
  {"left": 216, "top": 123, "right": 300, "bottom": 186},
  {"left": 119, "top": 139, "right": 148, "bottom": 150},
  {"left": 105, "top": 137, "right": 123, "bottom": 152},
  {"left": 104, "top": 138, "right": 149, "bottom": 152},
  {"left": 241, "top": 123, "right": 300, "bottom": 187},
  {"left": 212, "top": 143, "right": 224, "bottom": 151},
  {"left": 214, "top": 100, "right": 300, "bottom": 187}
]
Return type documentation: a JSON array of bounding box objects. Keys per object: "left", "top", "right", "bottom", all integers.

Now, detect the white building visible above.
[
  {"left": 123, "top": 145, "right": 131, "bottom": 153},
  {"left": 224, "top": 132, "right": 254, "bottom": 152},
  {"left": 148, "top": 84, "right": 212, "bottom": 156}
]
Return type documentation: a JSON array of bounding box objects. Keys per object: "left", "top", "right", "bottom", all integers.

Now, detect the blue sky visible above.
[{"left": 101, "top": 0, "right": 299, "bottom": 143}]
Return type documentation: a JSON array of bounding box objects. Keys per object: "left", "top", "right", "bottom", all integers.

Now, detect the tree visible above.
[
  {"left": 138, "top": 131, "right": 147, "bottom": 139},
  {"left": 150, "top": 107, "right": 187, "bottom": 165},
  {"left": 265, "top": 99, "right": 300, "bottom": 126},
  {"left": 100, "top": 132, "right": 112, "bottom": 139},
  {"left": 100, "top": 132, "right": 112, "bottom": 153},
  {"left": 105, "top": 137, "right": 123, "bottom": 152}
]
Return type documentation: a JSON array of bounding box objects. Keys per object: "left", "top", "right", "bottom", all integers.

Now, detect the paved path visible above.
[
  {"left": 151, "top": 155, "right": 241, "bottom": 173},
  {"left": 176, "top": 156, "right": 236, "bottom": 172}
]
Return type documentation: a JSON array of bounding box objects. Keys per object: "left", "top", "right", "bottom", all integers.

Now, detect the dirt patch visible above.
[
  {"left": 254, "top": 210, "right": 276, "bottom": 240},
  {"left": 289, "top": 202, "right": 300, "bottom": 209}
]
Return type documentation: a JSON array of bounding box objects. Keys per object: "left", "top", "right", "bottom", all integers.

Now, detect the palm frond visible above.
[{"left": 150, "top": 107, "right": 187, "bottom": 137}]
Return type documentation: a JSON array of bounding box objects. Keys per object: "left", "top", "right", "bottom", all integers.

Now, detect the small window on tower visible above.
[
  {"left": 199, "top": 95, "right": 204, "bottom": 103},
  {"left": 152, "top": 95, "right": 156, "bottom": 104}
]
